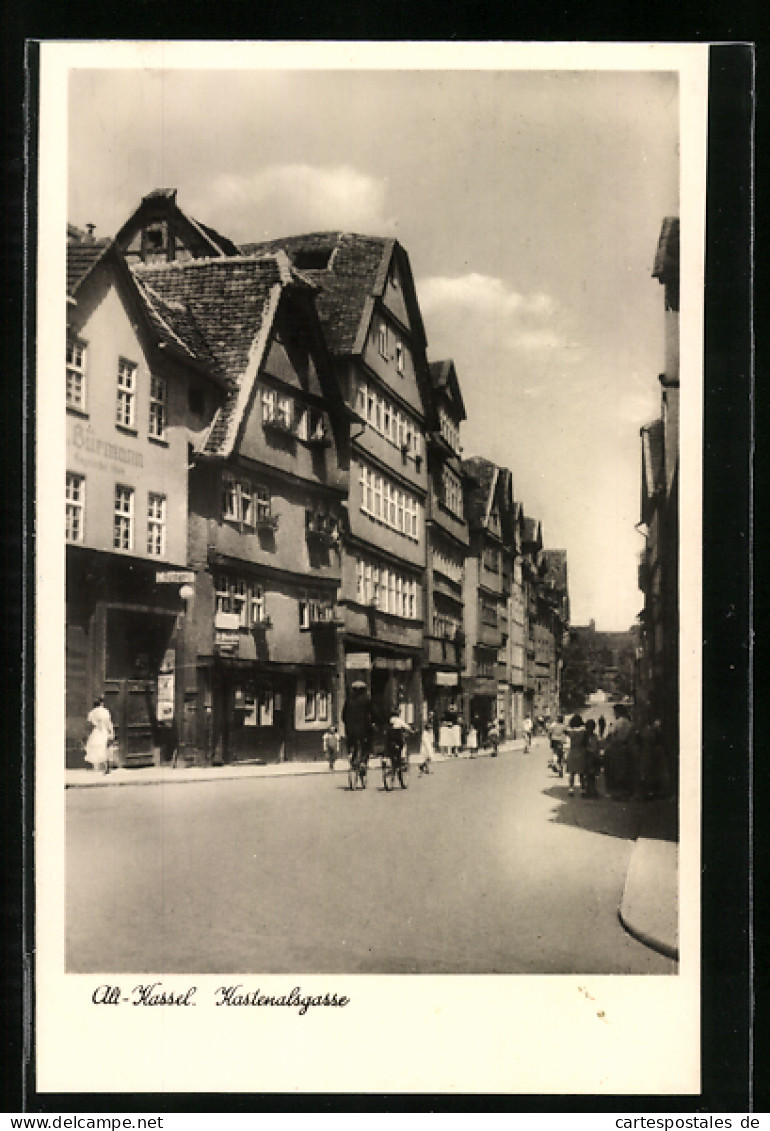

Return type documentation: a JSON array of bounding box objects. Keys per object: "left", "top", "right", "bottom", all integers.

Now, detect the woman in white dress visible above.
[{"left": 84, "top": 697, "right": 115, "bottom": 774}]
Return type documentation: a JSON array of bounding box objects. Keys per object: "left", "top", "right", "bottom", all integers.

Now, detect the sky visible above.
[{"left": 68, "top": 63, "right": 680, "bottom": 631}]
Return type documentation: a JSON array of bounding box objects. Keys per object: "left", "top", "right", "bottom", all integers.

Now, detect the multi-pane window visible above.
[
  {"left": 352, "top": 376, "right": 423, "bottom": 457},
  {"left": 222, "top": 473, "right": 272, "bottom": 527},
  {"left": 146, "top": 493, "right": 166, "bottom": 557},
  {"left": 149, "top": 375, "right": 167, "bottom": 439},
  {"left": 353, "top": 554, "right": 418, "bottom": 619},
  {"left": 66, "top": 339, "right": 87, "bottom": 410},
  {"left": 261, "top": 385, "right": 327, "bottom": 442},
  {"left": 433, "top": 612, "right": 462, "bottom": 639},
  {"left": 480, "top": 598, "right": 498, "bottom": 627},
  {"left": 215, "top": 575, "right": 268, "bottom": 628},
  {"left": 116, "top": 359, "right": 137, "bottom": 429},
  {"left": 433, "top": 548, "right": 464, "bottom": 585},
  {"left": 438, "top": 406, "right": 460, "bottom": 453},
  {"left": 65, "top": 472, "right": 85, "bottom": 543},
  {"left": 304, "top": 679, "right": 331, "bottom": 724},
  {"left": 358, "top": 461, "right": 421, "bottom": 542},
  {"left": 483, "top": 545, "right": 500, "bottom": 573},
  {"left": 299, "top": 593, "right": 337, "bottom": 629},
  {"left": 113, "top": 485, "right": 134, "bottom": 550},
  {"left": 442, "top": 466, "right": 464, "bottom": 517}
]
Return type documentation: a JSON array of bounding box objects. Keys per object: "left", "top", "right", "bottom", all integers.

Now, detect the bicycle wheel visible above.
[{"left": 398, "top": 758, "right": 409, "bottom": 789}]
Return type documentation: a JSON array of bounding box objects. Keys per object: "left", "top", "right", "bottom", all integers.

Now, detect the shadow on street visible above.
[{"left": 542, "top": 784, "right": 678, "bottom": 842}]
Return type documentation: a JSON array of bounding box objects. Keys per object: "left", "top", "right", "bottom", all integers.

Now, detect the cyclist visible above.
[{"left": 342, "top": 682, "right": 374, "bottom": 776}]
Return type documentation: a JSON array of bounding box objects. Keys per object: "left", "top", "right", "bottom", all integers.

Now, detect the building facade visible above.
[
  {"left": 422, "top": 361, "right": 469, "bottom": 726},
  {"left": 132, "top": 251, "right": 349, "bottom": 763},
  {"left": 65, "top": 237, "right": 209, "bottom": 766},
  {"left": 638, "top": 216, "right": 680, "bottom": 760}
]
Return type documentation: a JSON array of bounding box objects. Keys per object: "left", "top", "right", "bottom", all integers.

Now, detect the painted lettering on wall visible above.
[{"left": 70, "top": 423, "right": 144, "bottom": 468}]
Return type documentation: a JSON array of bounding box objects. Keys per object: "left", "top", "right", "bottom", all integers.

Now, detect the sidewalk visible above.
[
  {"left": 64, "top": 738, "right": 526, "bottom": 789},
  {"left": 618, "top": 796, "right": 679, "bottom": 961}
]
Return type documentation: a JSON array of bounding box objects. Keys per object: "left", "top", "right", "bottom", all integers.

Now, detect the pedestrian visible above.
[
  {"left": 467, "top": 719, "right": 479, "bottom": 758},
  {"left": 598, "top": 714, "right": 607, "bottom": 739},
  {"left": 83, "top": 696, "right": 115, "bottom": 775},
  {"left": 523, "top": 715, "right": 533, "bottom": 753},
  {"left": 323, "top": 725, "right": 339, "bottom": 770},
  {"left": 548, "top": 714, "right": 567, "bottom": 776},
  {"left": 604, "top": 703, "right": 633, "bottom": 799},
  {"left": 565, "top": 713, "right": 586, "bottom": 796},
  {"left": 582, "top": 719, "right": 601, "bottom": 797},
  {"left": 487, "top": 717, "right": 500, "bottom": 757},
  {"left": 418, "top": 723, "right": 434, "bottom": 774}
]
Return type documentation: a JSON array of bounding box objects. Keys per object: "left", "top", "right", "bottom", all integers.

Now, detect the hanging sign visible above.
[
  {"left": 345, "top": 652, "right": 371, "bottom": 670},
  {"left": 156, "top": 569, "right": 196, "bottom": 585}
]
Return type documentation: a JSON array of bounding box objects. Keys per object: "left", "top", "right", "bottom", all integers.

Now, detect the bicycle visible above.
[
  {"left": 347, "top": 740, "right": 369, "bottom": 790},
  {"left": 381, "top": 744, "right": 410, "bottom": 790}
]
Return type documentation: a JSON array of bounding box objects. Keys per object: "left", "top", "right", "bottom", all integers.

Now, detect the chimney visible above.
[{"left": 85, "top": 224, "right": 96, "bottom": 241}]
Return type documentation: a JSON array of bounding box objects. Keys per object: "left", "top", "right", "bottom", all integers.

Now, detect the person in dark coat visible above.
[{"left": 342, "top": 683, "right": 374, "bottom": 765}]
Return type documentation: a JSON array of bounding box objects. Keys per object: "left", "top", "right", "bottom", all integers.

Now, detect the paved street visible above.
[{"left": 66, "top": 737, "right": 676, "bottom": 974}]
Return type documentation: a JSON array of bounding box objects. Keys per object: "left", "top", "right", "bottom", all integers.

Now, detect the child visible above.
[
  {"left": 419, "top": 723, "right": 434, "bottom": 775},
  {"left": 323, "top": 726, "right": 339, "bottom": 770}
]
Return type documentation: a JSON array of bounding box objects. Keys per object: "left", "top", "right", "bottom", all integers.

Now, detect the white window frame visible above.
[
  {"left": 116, "top": 359, "right": 137, "bottom": 429},
  {"left": 395, "top": 339, "right": 405, "bottom": 375},
  {"left": 66, "top": 338, "right": 87, "bottom": 411},
  {"left": 148, "top": 374, "right": 167, "bottom": 439},
  {"left": 113, "top": 484, "right": 134, "bottom": 551},
  {"left": 377, "top": 321, "right": 388, "bottom": 359},
  {"left": 146, "top": 492, "right": 167, "bottom": 557},
  {"left": 65, "top": 471, "right": 85, "bottom": 543}
]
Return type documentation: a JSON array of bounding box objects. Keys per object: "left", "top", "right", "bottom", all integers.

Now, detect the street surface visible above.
[{"left": 66, "top": 737, "right": 676, "bottom": 974}]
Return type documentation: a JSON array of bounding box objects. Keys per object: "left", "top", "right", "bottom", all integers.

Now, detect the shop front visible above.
[
  {"left": 66, "top": 548, "right": 184, "bottom": 768},
  {"left": 343, "top": 646, "right": 422, "bottom": 753}
]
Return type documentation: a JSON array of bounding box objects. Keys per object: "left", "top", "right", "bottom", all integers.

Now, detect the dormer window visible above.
[
  {"left": 293, "top": 248, "right": 333, "bottom": 271},
  {"left": 377, "top": 322, "right": 388, "bottom": 359}
]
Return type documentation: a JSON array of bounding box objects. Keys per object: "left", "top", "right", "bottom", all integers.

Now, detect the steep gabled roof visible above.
[
  {"left": 115, "top": 188, "right": 240, "bottom": 260},
  {"left": 429, "top": 359, "right": 467, "bottom": 422},
  {"left": 522, "top": 515, "right": 543, "bottom": 551},
  {"left": 239, "top": 232, "right": 427, "bottom": 358},
  {"left": 541, "top": 549, "right": 568, "bottom": 591},
  {"left": 133, "top": 252, "right": 318, "bottom": 459},
  {"left": 462, "top": 457, "right": 497, "bottom": 530},
  {"left": 66, "top": 239, "right": 112, "bottom": 296}
]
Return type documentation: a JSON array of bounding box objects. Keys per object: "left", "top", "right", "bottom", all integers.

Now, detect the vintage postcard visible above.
[{"left": 35, "top": 41, "right": 708, "bottom": 1095}]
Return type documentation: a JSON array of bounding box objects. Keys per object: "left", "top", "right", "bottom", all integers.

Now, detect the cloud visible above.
[
  {"left": 417, "top": 272, "right": 577, "bottom": 357},
  {"left": 189, "top": 164, "right": 395, "bottom": 241}
]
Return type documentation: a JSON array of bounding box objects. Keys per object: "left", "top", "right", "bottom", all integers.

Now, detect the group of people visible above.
[
  {"left": 545, "top": 704, "right": 672, "bottom": 801},
  {"left": 325, "top": 685, "right": 502, "bottom": 779}
]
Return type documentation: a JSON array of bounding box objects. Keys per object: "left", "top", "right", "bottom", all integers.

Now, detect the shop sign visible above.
[
  {"left": 372, "top": 657, "right": 412, "bottom": 671},
  {"left": 214, "top": 611, "right": 240, "bottom": 631},
  {"left": 345, "top": 652, "right": 371, "bottom": 670},
  {"left": 156, "top": 569, "right": 196, "bottom": 586},
  {"left": 157, "top": 672, "right": 175, "bottom": 721},
  {"left": 215, "top": 630, "right": 239, "bottom": 655},
  {"left": 435, "top": 671, "right": 459, "bottom": 686}
]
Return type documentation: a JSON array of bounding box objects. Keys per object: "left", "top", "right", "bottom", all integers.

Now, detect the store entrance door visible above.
[{"left": 103, "top": 607, "right": 176, "bottom": 766}]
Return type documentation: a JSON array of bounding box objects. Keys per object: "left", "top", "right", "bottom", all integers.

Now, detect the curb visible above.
[
  {"left": 618, "top": 837, "right": 679, "bottom": 961},
  {"left": 66, "top": 740, "right": 526, "bottom": 789}
]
